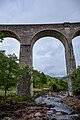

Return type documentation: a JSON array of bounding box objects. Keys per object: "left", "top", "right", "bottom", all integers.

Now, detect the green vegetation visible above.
[
  {"left": 33, "top": 70, "right": 47, "bottom": 89},
  {"left": 0, "top": 32, "right": 4, "bottom": 42},
  {"left": 48, "top": 78, "right": 68, "bottom": 91},
  {"left": 0, "top": 35, "right": 68, "bottom": 107},
  {"left": 0, "top": 50, "right": 68, "bottom": 105},
  {"left": 0, "top": 52, "right": 34, "bottom": 104},
  {"left": 0, "top": 51, "right": 32, "bottom": 97},
  {"left": 0, "top": 93, "right": 36, "bottom": 106},
  {"left": 69, "top": 66, "right": 80, "bottom": 95},
  {"left": 33, "top": 69, "right": 68, "bottom": 91},
  {"left": 0, "top": 52, "right": 20, "bottom": 97}
]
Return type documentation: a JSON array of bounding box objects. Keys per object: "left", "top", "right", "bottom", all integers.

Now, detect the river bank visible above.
[
  {"left": 0, "top": 92, "right": 80, "bottom": 120},
  {"left": 0, "top": 102, "right": 79, "bottom": 120},
  {"left": 60, "top": 95, "right": 80, "bottom": 111},
  {"left": 0, "top": 103, "right": 51, "bottom": 120}
]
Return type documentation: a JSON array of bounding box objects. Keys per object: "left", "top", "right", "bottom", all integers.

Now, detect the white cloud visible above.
[
  {"left": 0, "top": 38, "right": 20, "bottom": 58},
  {"left": 33, "top": 37, "right": 67, "bottom": 77},
  {"left": 72, "top": 36, "right": 80, "bottom": 67}
]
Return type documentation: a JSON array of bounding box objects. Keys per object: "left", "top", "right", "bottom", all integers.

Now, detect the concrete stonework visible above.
[{"left": 0, "top": 22, "right": 80, "bottom": 96}]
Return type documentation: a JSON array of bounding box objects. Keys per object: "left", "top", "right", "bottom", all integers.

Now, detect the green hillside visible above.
[{"left": 33, "top": 69, "right": 68, "bottom": 91}]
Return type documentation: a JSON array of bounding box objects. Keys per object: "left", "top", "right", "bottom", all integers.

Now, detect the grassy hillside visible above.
[{"left": 33, "top": 69, "right": 68, "bottom": 91}]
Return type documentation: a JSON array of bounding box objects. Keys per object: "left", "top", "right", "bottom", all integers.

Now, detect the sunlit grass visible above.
[
  {"left": 0, "top": 87, "right": 16, "bottom": 96},
  {"left": 33, "top": 88, "right": 42, "bottom": 92}
]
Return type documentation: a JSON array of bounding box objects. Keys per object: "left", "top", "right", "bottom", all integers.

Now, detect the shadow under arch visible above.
[
  {"left": 31, "top": 30, "right": 67, "bottom": 47},
  {"left": 0, "top": 30, "right": 21, "bottom": 60},
  {"left": 0, "top": 30, "right": 21, "bottom": 42},
  {"left": 72, "top": 29, "right": 80, "bottom": 39}
]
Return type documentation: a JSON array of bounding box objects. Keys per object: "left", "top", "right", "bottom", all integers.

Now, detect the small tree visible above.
[
  {"left": 0, "top": 52, "right": 20, "bottom": 97},
  {"left": 69, "top": 66, "right": 80, "bottom": 95},
  {"left": 0, "top": 32, "right": 4, "bottom": 42},
  {"left": 33, "top": 69, "right": 41, "bottom": 88},
  {"left": 40, "top": 72, "right": 47, "bottom": 89}
]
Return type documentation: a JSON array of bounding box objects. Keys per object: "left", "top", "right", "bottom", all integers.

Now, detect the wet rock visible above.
[
  {"left": 28, "top": 113, "right": 34, "bottom": 119},
  {"left": 14, "top": 110, "right": 23, "bottom": 117},
  {"left": 71, "top": 114, "right": 80, "bottom": 120},
  {"left": 47, "top": 110, "right": 53, "bottom": 115},
  {"left": 42, "top": 116, "right": 48, "bottom": 120},
  {"left": 60, "top": 96, "right": 80, "bottom": 111},
  {"left": 0, "top": 92, "right": 80, "bottom": 120},
  {"left": 2, "top": 117, "right": 11, "bottom": 120},
  {"left": 34, "top": 116, "right": 43, "bottom": 120},
  {"left": 74, "top": 104, "right": 80, "bottom": 111},
  {"left": 34, "top": 112, "right": 42, "bottom": 117},
  {"left": 55, "top": 111, "right": 62, "bottom": 115},
  {"left": 47, "top": 104, "right": 53, "bottom": 109},
  {"left": 52, "top": 118, "right": 57, "bottom": 120}
]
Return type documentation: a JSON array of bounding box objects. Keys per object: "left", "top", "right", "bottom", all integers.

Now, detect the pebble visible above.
[
  {"left": 2, "top": 117, "right": 12, "bottom": 120},
  {"left": 34, "top": 112, "right": 42, "bottom": 117}
]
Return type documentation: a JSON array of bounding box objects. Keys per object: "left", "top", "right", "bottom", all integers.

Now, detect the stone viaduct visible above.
[{"left": 0, "top": 22, "right": 80, "bottom": 96}]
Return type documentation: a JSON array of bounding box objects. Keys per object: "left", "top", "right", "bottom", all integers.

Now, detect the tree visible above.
[
  {"left": 8, "top": 53, "right": 19, "bottom": 62},
  {"left": 33, "top": 70, "right": 47, "bottom": 89},
  {"left": 48, "top": 77, "right": 67, "bottom": 91},
  {"left": 33, "top": 69, "right": 41, "bottom": 88},
  {"left": 0, "top": 52, "right": 20, "bottom": 97},
  {"left": 0, "top": 32, "right": 4, "bottom": 42},
  {"left": 40, "top": 72, "right": 47, "bottom": 89},
  {"left": 69, "top": 66, "right": 80, "bottom": 95}
]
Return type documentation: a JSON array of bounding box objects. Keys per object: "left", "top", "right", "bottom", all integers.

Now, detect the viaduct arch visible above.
[{"left": 0, "top": 22, "right": 80, "bottom": 96}]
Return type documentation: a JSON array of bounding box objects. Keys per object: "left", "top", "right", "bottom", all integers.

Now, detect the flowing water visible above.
[{"left": 35, "top": 92, "right": 80, "bottom": 120}]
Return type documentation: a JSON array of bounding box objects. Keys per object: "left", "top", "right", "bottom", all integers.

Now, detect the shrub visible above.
[{"left": 70, "top": 67, "right": 80, "bottom": 95}]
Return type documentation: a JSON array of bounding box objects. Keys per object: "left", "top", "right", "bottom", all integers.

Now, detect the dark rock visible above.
[
  {"left": 43, "top": 116, "right": 49, "bottom": 120},
  {"left": 47, "top": 104, "right": 53, "bottom": 109},
  {"left": 34, "top": 112, "right": 42, "bottom": 117},
  {"left": 52, "top": 118, "right": 57, "bottom": 120},
  {"left": 33, "top": 117, "right": 43, "bottom": 120},
  {"left": 2, "top": 117, "right": 11, "bottom": 120}
]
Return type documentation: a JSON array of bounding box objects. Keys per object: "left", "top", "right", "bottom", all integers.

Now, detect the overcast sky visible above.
[{"left": 0, "top": 0, "right": 80, "bottom": 77}]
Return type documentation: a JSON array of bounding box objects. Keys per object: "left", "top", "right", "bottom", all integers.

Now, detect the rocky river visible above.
[
  {"left": 0, "top": 92, "right": 80, "bottom": 120},
  {"left": 35, "top": 92, "right": 80, "bottom": 120}
]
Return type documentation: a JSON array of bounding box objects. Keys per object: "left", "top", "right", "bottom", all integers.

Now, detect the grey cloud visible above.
[
  {"left": 33, "top": 37, "right": 64, "bottom": 57},
  {"left": 33, "top": 37, "right": 67, "bottom": 77},
  {"left": 0, "top": 38, "right": 20, "bottom": 58},
  {"left": 42, "top": 65, "right": 55, "bottom": 74},
  {"left": 40, "top": 64, "right": 67, "bottom": 77},
  {"left": 0, "top": 0, "right": 80, "bottom": 23},
  {"left": 33, "top": 49, "right": 67, "bottom": 77},
  {"left": 49, "top": 45, "right": 64, "bottom": 57},
  {"left": 72, "top": 37, "right": 80, "bottom": 67},
  {"left": 0, "top": 0, "right": 80, "bottom": 77}
]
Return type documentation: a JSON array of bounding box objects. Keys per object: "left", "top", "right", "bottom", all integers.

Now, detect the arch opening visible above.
[
  {"left": 0, "top": 30, "right": 21, "bottom": 42},
  {"left": 0, "top": 37, "right": 20, "bottom": 60},
  {"left": 73, "top": 30, "right": 80, "bottom": 39},
  {"left": 33, "top": 37, "right": 67, "bottom": 78},
  {"left": 31, "top": 30, "right": 67, "bottom": 47},
  {"left": 0, "top": 30, "right": 20, "bottom": 60},
  {"left": 72, "top": 36, "right": 80, "bottom": 68}
]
